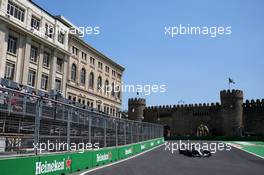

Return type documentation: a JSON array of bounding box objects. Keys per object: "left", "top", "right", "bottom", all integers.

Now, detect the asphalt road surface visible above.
[{"left": 76, "top": 143, "right": 264, "bottom": 175}]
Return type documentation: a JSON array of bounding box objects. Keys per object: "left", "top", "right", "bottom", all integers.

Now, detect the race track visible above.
[{"left": 76, "top": 142, "right": 264, "bottom": 175}]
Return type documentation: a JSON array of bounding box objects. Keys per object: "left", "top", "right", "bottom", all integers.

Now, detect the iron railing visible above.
[{"left": 0, "top": 86, "right": 163, "bottom": 157}]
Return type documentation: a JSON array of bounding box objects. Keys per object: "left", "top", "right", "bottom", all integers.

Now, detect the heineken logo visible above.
[
  {"left": 125, "top": 148, "right": 133, "bottom": 155},
  {"left": 141, "top": 144, "right": 146, "bottom": 150},
  {"left": 35, "top": 157, "right": 71, "bottom": 175},
  {"left": 96, "top": 152, "right": 112, "bottom": 162}
]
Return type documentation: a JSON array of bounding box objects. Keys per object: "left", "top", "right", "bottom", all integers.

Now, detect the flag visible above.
[{"left": 229, "top": 78, "right": 235, "bottom": 84}]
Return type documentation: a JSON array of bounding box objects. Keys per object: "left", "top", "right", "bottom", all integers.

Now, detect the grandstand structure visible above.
[{"left": 0, "top": 81, "right": 163, "bottom": 155}]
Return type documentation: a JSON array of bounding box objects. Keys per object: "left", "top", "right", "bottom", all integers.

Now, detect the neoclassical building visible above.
[
  {"left": 59, "top": 17, "right": 124, "bottom": 117},
  {"left": 0, "top": 0, "right": 124, "bottom": 117}
]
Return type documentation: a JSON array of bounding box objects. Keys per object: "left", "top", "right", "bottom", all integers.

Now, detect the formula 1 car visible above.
[{"left": 179, "top": 146, "right": 211, "bottom": 157}]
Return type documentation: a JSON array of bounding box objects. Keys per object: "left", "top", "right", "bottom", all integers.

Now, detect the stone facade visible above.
[
  {"left": 128, "top": 89, "right": 264, "bottom": 137},
  {"left": 0, "top": 0, "right": 124, "bottom": 117}
]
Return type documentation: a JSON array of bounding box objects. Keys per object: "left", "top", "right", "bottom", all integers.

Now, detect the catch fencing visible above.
[{"left": 0, "top": 86, "right": 163, "bottom": 156}]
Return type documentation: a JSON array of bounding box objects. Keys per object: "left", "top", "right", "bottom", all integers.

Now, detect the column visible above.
[
  {"left": 0, "top": 23, "right": 8, "bottom": 78},
  {"left": 21, "top": 36, "right": 31, "bottom": 85},
  {"left": 62, "top": 55, "right": 68, "bottom": 96},
  {"left": 36, "top": 45, "right": 44, "bottom": 89},
  {"left": 49, "top": 50, "right": 57, "bottom": 90}
]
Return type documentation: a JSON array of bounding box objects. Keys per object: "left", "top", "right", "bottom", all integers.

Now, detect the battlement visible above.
[
  {"left": 220, "top": 89, "right": 243, "bottom": 98},
  {"left": 128, "top": 98, "right": 146, "bottom": 105},
  {"left": 145, "top": 102, "right": 221, "bottom": 111},
  {"left": 243, "top": 99, "right": 264, "bottom": 108}
]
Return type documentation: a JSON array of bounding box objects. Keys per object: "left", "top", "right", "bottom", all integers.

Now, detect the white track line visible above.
[
  {"left": 227, "top": 143, "right": 264, "bottom": 160},
  {"left": 78, "top": 144, "right": 164, "bottom": 175}
]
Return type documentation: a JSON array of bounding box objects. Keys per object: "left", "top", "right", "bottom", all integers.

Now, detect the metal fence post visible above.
[
  {"left": 137, "top": 122, "right": 139, "bottom": 142},
  {"left": 124, "top": 121, "right": 126, "bottom": 145},
  {"left": 67, "top": 108, "right": 72, "bottom": 151},
  {"left": 115, "top": 121, "right": 118, "bottom": 146},
  {"left": 131, "top": 122, "right": 133, "bottom": 144},
  {"left": 104, "top": 118, "right": 107, "bottom": 147},
  {"left": 88, "top": 114, "right": 91, "bottom": 144},
  {"left": 34, "top": 98, "right": 42, "bottom": 155}
]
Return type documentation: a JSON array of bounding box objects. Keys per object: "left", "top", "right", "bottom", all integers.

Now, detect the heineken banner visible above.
[{"left": 0, "top": 138, "right": 164, "bottom": 175}]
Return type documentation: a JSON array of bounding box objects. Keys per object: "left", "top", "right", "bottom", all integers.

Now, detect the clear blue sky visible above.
[{"left": 34, "top": 0, "right": 264, "bottom": 109}]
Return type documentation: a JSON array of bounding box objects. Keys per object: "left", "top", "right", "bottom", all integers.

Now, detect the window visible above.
[
  {"left": 72, "top": 46, "right": 78, "bottom": 56},
  {"left": 105, "top": 66, "right": 109, "bottom": 73},
  {"left": 82, "top": 52, "right": 87, "bottom": 60},
  {"left": 56, "top": 58, "right": 63, "bottom": 72},
  {"left": 4, "top": 62, "right": 15, "bottom": 80},
  {"left": 41, "top": 74, "right": 48, "bottom": 90},
  {"left": 30, "top": 45, "right": 38, "bottom": 62},
  {"left": 89, "top": 72, "right": 94, "bottom": 89},
  {"left": 97, "top": 76, "right": 102, "bottom": 90},
  {"left": 43, "top": 52, "right": 50, "bottom": 67},
  {"left": 107, "top": 107, "right": 109, "bottom": 114},
  {"left": 58, "top": 31, "right": 65, "bottom": 44},
  {"left": 117, "top": 73, "right": 122, "bottom": 79},
  {"left": 105, "top": 80, "right": 109, "bottom": 94},
  {"left": 71, "top": 64, "right": 77, "bottom": 81},
  {"left": 80, "top": 68, "right": 86, "bottom": 85},
  {"left": 90, "top": 57, "right": 95, "bottom": 65},
  {"left": 117, "top": 86, "right": 121, "bottom": 98},
  {"left": 55, "top": 79, "right": 62, "bottom": 91},
  {"left": 111, "top": 82, "right": 115, "bottom": 97},
  {"left": 31, "top": 16, "right": 40, "bottom": 30},
  {"left": 7, "top": 1, "right": 25, "bottom": 22},
  {"left": 98, "top": 62, "right": 103, "bottom": 69},
  {"left": 7, "top": 35, "right": 17, "bottom": 54},
  {"left": 45, "top": 23, "right": 53, "bottom": 38},
  {"left": 28, "top": 70, "right": 36, "bottom": 87},
  {"left": 68, "top": 96, "right": 72, "bottom": 100},
  {"left": 112, "top": 70, "right": 116, "bottom": 77}
]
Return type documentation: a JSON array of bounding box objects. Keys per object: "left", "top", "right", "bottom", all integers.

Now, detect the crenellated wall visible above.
[
  {"left": 129, "top": 89, "right": 264, "bottom": 137},
  {"left": 243, "top": 99, "right": 264, "bottom": 136},
  {"left": 144, "top": 102, "right": 223, "bottom": 136}
]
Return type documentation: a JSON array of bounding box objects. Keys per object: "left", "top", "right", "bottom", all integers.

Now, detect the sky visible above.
[{"left": 34, "top": 0, "right": 264, "bottom": 109}]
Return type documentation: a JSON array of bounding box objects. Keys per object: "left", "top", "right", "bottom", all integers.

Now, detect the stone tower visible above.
[
  {"left": 220, "top": 89, "right": 244, "bottom": 136},
  {"left": 128, "top": 98, "right": 146, "bottom": 121}
]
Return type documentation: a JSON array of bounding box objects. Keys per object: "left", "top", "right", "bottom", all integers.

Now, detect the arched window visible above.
[
  {"left": 97, "top": 76, "right": 102, "bottom": 90},
  {"left": 80, "top": 68, "right": 86, "bottom": 85},
  {"left": 105, "top": 79, "right": 109, "bottom": 94},
  {"left": 111, "top": 82, "right": 115, "bottom": 97},
  {"left": 89, "top": 72, "right": 94, "bottom": 89},
  {"left": 71, "top": 64, "right": 77, "bottom": 81}
]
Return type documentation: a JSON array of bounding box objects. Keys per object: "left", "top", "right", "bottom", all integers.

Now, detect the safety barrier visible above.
[
  {"left": 165, "top": 136, "right": 264, "bottom": 141},
  {"left": 0, "top": 137, "right": 164, "bottom": 175}
]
